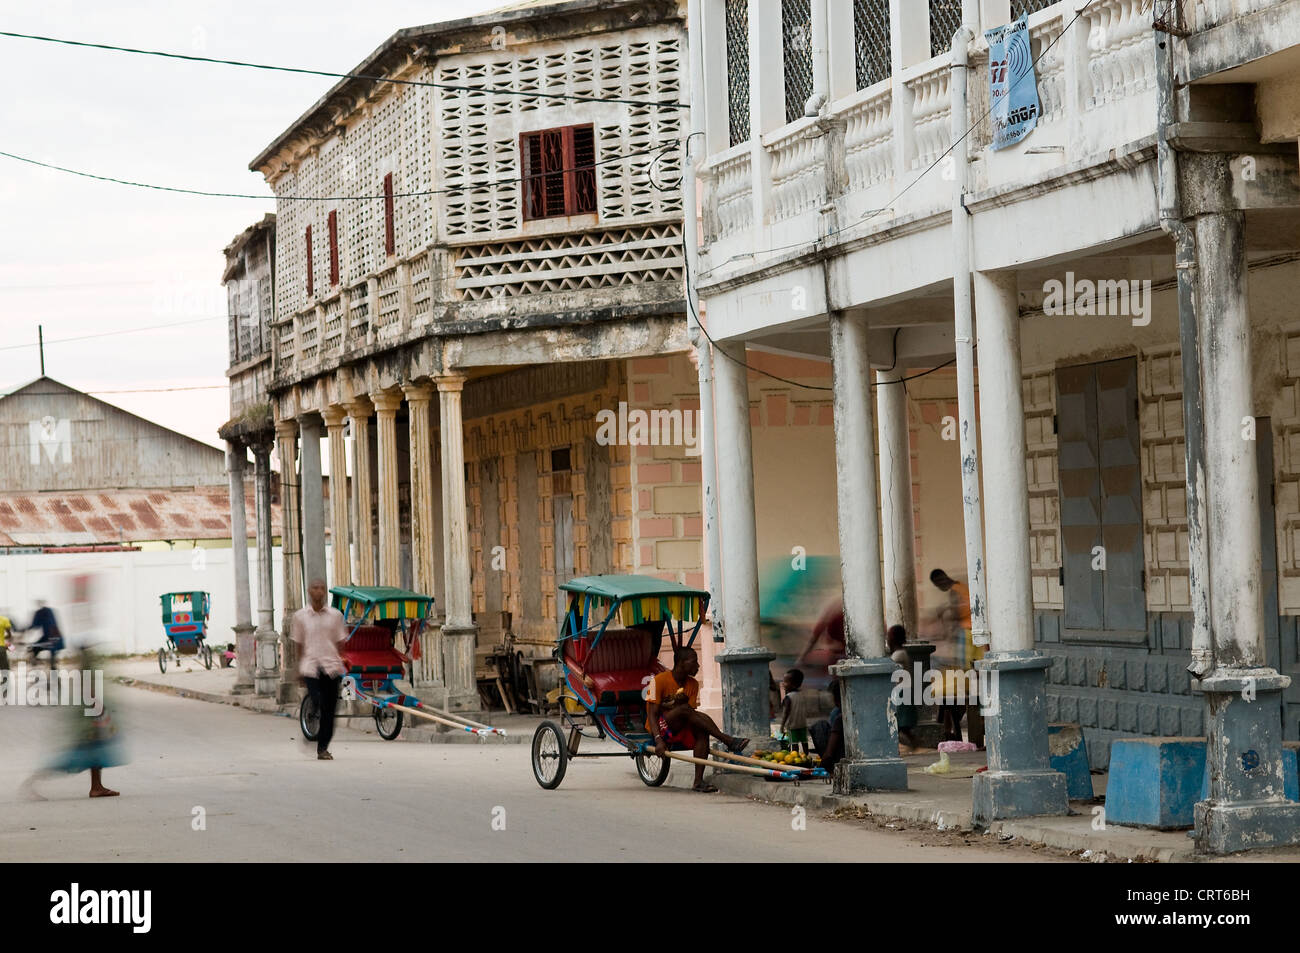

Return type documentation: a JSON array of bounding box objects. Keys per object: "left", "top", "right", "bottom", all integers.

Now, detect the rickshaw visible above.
[
  {"left": 299, "top": 586, "right": 505, "bottom": 743},
  {"left": 530, "top": 575, "right": 816, "bottom": 790},
  {"left": 159, "top": 591, "right": 212, "bottom": 673}
]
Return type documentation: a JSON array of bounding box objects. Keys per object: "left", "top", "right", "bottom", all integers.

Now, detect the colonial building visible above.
[
  {"left": 219, "top": 214, "right": 283, "bottom": 695},
  {"left": 690, "top": 0, "right": 1300, "bottom": 851},
  {"left": 243, "top": 0, "right": 707, "bottom": 711}
]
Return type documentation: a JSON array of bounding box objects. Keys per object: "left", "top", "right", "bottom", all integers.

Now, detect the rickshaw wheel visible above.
[
  {"left": 374, "top": 707, "right": 403, "bottom": 740},
  {"left": 201, "top": 645, "right": 213, "bottom": 670},
  {"left": 636, "top": 750, "right": 672, "bottom": 787},
  {"left": 158, "top": 648, "right": 167, "bottom": 675},
  {"left": 299, "top": 694, "right": 321, "bottom": 742},
  {"left": 531, "top": 720, "right": 568, "bottom": 790}
]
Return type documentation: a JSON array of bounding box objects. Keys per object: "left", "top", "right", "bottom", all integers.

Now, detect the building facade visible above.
[
  {"left": 242, "top": 0, "right": 712, "bottom": 710},
  {"left": 691, "top": 0, "right": 1300, "bottom": 851}
]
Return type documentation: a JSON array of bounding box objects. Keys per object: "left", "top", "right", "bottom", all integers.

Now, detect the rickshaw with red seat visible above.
[
  {"left": 298, "top": 586, "right": 431, "bottom": 742},
  {"left": 531, "top": 574, "right": 802, "bottom": 789},
  {"left": 299, "top": 585, "right": 505, "bottom": 743}
]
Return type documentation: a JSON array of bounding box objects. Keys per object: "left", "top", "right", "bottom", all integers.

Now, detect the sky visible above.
[{"left": 0, "top": 0, "right": 506, "bottom": 449}]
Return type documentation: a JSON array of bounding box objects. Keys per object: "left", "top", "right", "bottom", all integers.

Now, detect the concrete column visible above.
[
  {"left": 437, "top": 376, "right": 480, "bottom": 711},
  {"left": 227, "top": 441, "right": 255, "bottom": 695},
  {"left": 828, "top": 314, "right": 906, "bottom": 792},
  {"left": 405, "top": 382, "right": 446, "bottom": 703},
  {"left": 252, "top": 441, "right": 279, "bottom": 697},
  {"left": 345, "top": 398, "right": 376, "bottom": 586},
  {"left": 711, "top": 341, "right": 773, "bottom": 743},
  {"left": 299, "top": 414, "right": 327, "bottom": 589},
  {"left": 877, "top": 368, "right": 918, "bottom": 640},
  {"left": 971, "top": 269, "right": 1067, "bottom": 822},
  {"left": 322, "top": 407, "right": 351, "bottom": 587},
  {"left": 275, "top": 419, "right": 303, "bottom": 704},
  {"left": 371, "top": 390, "right": 403, "bottom": 586},
  {"left": 1192, "top": 207, "right": 1300, "bottom": 853}
]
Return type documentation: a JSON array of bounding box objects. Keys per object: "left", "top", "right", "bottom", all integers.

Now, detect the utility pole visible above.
[{"left": 38, "top": 325, "right": 45, "bottom": 375}]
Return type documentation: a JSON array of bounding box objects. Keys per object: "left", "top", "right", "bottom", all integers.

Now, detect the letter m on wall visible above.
[
  {"left": 1056, "top": 357, "right": 1144, "bottom": 637},
  {"left": 29, "top": 418, "right": 71, "bottom": 465}
]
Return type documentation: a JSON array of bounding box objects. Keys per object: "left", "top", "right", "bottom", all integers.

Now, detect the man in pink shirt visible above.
[{"left": 292, "top": 578, "right": 348, "bottom": 761}]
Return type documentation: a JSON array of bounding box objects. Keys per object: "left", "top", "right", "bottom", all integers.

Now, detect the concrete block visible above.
[
  {"left": 1048, "top": 723, "right": 1094, "bottom": 799},
  {"left": 1106, "top": 738, "right": 1205, "bottom": 829}
]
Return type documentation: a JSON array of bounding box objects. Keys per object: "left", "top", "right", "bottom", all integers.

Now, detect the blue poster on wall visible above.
[{"left": 985, "top": 14, "right": 1040, "bottom": 150}]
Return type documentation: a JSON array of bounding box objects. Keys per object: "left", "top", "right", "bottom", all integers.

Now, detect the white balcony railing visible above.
[
  {"left": 699, "top": 0, "right": 1164, "bottom": 271},
  {"left": 765, "top": 118, "right": 827, "bottom": 223},
  {"left": 842, "top": 84, "right": 893, "bottom": 193},
  {"left": 903, "top": 59, "right": 952, "bottom": 172}
]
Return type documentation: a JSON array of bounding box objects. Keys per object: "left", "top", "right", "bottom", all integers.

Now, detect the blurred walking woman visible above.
[{"left": 21, "top": 645, "right": 124, "bottom": 799}]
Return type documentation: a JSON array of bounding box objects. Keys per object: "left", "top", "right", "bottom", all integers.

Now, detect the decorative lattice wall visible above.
[
  {"left": 271, "top": 66, "right": 435, "bottom": 323},
  {"left": 436, "top": 30, "right": 683, "bottom": 241},
  {"left": 454, "top": 222, "right": 683, "bottom": 301},
  {"left": 436, "top": 27, "right": 683, "bottom": 299}
]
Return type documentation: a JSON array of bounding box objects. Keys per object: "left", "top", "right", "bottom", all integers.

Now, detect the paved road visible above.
[{"left": 0, "top": 684, "right": 1062, "bottom": 862}]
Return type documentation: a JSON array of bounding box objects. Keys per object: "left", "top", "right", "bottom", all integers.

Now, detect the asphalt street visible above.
[{"left": 0, "top": 682, "right": 1064, "bottom": 862}]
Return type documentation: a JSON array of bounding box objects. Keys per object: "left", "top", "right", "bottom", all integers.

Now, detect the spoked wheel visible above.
[
  {"left": 531, "top": 720, "right": 568, "bottom": 790},
  {"left": 201, "top": 644, "right": 213, "bottom": 670},
  {"left": 299, "top": 694, "right": 321, "bottom": 742},
  {"left": 374, "top": 706, "right": 403, "bottom": 740},
  {"left": 636, "top": 749, "right": 672, "bottom": 787},
  {"left": 158, "top": 648, "right": 168, "bottom": 674}
]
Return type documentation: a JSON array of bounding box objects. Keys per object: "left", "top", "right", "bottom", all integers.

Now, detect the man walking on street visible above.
[{"left": 292, "top": 578, "right": 348, "bottom": 761}]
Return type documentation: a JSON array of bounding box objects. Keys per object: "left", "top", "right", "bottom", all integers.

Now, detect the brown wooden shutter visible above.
[
  {"left": 383, "top": 173, "right": 395, "bottom": 257},
  {"left": 569, "top": 125, "right": 597, "bottom": 216},
  {"left": 327, "top": 209, "right": 339, "bottom": 287},
  {"left": 305, "top": 225, "right": 313, "bottom": 297}
]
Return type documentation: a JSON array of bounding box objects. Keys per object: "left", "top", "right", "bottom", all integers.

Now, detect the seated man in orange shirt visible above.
[{"left": 646, "top": 646, "right": 749, "bottom": 793}]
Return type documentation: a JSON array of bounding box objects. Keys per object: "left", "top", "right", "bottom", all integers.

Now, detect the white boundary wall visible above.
[{"left": 0, "top": 547, "right": 291, "bottom": 655}]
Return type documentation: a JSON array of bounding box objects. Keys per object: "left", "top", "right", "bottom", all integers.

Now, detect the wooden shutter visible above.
[
  {"left": 1096, "top": 358, "right": 1144, "bottom": 631},
  {"left": 383, "top": 173, "right": 395, "bottom": 257},
  {"left": 1056, "top": 358, "right": 1145, "bottom": 635},
  {"left": 1056, "top": 363, "right": 1104, "bottom": 631},
  {"left": 305, "top": 225, "right": 313, "bottom": 297},
  {"left": 521, "top": 125, "right": 598, "bottom": 221},
  {"left": 327, "top": 210, "right": 340, "bottom": 287},
  {"left": 569, "top": 125, "right": 597, "bottom": 216}
]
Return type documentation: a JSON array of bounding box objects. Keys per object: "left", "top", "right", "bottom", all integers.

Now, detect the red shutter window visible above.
[
  {"left": 569, "top": 125, "right": 597, "bottom": 215},
  {"left": 521, "top": 124, "right": 598, "bottom": 221},
  {"left": 305, "top": 225, "right": 313, "bottom": 297},
  {"left": 383, "top": 173, "right": 396, "bottom": 257},
  {"left": 327, "top": 209, "right": 340, "bottom": 287}
]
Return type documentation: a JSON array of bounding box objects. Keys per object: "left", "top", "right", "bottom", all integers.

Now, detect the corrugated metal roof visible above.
[{"left": 0, "top": 486, "right": 284, "bottom": 547}]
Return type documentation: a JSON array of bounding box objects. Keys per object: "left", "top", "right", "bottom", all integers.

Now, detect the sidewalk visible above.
[
  {"left": 663, "top": 748, "right": 1300, "bottom": 863},
  {"left": 109, "top": 657, "right": 538, "bottom": 744}
]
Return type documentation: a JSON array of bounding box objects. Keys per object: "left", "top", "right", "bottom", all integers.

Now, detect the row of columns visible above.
[
  {"left": 226, "top": 375, "right": 481, "bottom": 712},
  {"left": 707, "top": 211, "right": 1300, "bottom": 848}
]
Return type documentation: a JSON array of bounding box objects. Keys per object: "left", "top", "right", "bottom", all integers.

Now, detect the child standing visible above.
[{"left": 780, "top": 668, "right": 815, "bottom": 755}]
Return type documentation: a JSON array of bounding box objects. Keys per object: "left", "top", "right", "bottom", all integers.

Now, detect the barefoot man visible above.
[{"left": 647, "top": 647, "right": 749, "bottom": 793}]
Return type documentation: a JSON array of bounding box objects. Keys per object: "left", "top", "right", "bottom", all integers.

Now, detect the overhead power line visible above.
[
  {"left": 0, "top": 316, "right": 226, "bottom": 352},
  {"left": 0, "top": 139, "right": 680, "bottom": 202},
  {"left": 0, "top": 30, "right": 686, "bottom": 111}
]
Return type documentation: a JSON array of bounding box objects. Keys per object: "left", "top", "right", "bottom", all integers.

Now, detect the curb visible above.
[{"left": 668, "top": 769, "right": 1200, "bottom": 863}]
